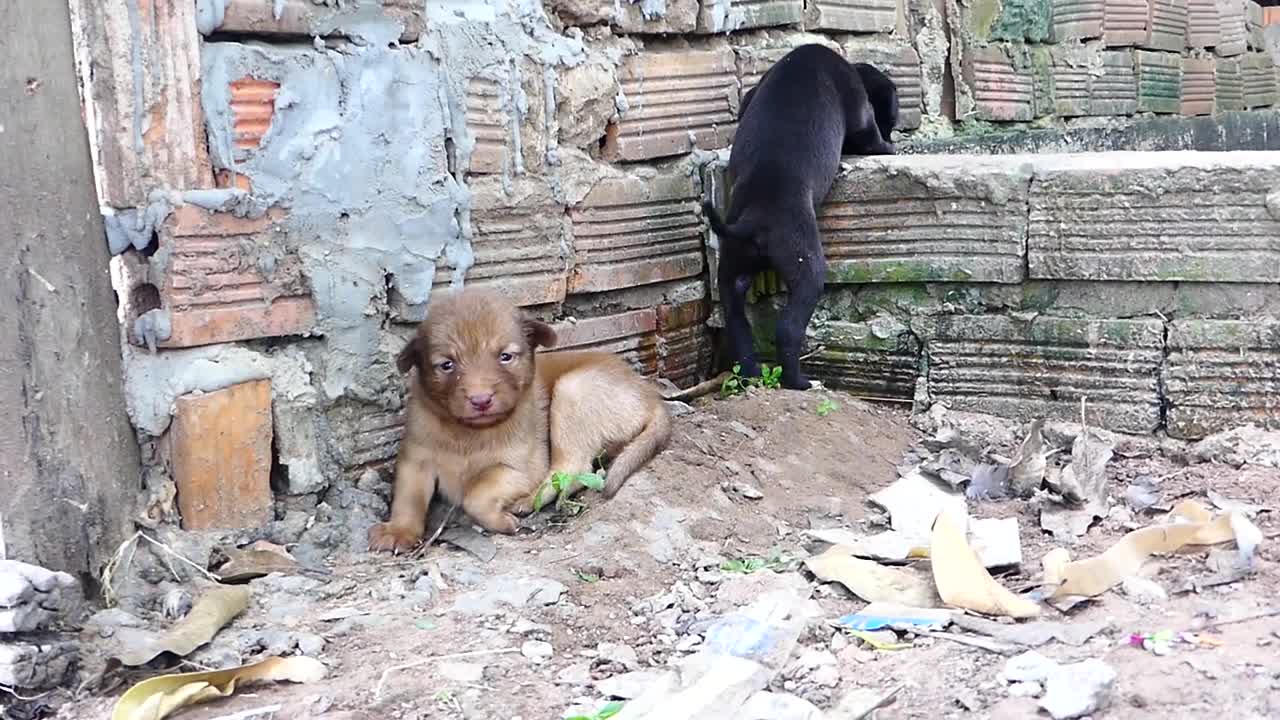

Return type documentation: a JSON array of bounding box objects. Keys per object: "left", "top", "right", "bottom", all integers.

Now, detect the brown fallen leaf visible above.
[
  {"left": 930, "top": 512, "right": 1041, "bottom": 619},
  {"left": 1009, "top": 419, "right": 1047, "bottom": 498},
  {"left": 215, "top": 547, "right": 301, "bottom": 583},
  {"left": 111, "top": 655, "right": 326, "bottom": 720},
  {"left": 1043, "top": 500, "right": 1238, "bottom": 599},
  {"left": 115, "top": 585, "right": 251, "bottom": 666},
  {"left": 804, "top": 546, "right": 940, "bottom": 607}
]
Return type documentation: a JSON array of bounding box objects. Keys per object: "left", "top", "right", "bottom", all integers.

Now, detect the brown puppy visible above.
[{"left": 368, "top": 288, "right": 671, "bottom": 553}]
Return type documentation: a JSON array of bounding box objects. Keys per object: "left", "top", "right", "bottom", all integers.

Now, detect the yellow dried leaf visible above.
[
  {"left": 804, "top": 546, "right": 940, "bottom": 607},
  {"left": 112, "top": 655, "right": 326, "bottom": 720},
  {"left": 930, "top": 512, "right": 1041, "bottom": 619},
  {"left": 115, "top": 585, "right": 251, "bottom": 666},
  {"left": 1045, "top": 500, "right": 1237, "bottom": 598}
]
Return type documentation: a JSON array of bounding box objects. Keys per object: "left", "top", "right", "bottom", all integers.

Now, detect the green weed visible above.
[
  {"left": 532, "top": 470, "right": 606, "bottom": 513},
  {"left": 816, "top": 398, "right": 839, "bottom": 417},
  {"left": 720, "top": 547, "right": 788, "bottom": 574},
  {"left": 565, "top": 701, "right": 625, "bottom": 720},
  {"left": 719, "top": 363, "right": 785, "bottom": 399}
]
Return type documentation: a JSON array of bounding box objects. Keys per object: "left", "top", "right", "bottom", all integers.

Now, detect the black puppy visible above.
[{"left": 704, "top": 45, "right": 898, "bottom": 390}]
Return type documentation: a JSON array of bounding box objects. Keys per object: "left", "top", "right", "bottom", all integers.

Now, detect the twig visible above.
[
  {"left": 101, "top": 531, "right": 221, "bottom": 606},
  {"left": 663, "top": 371, "right": 731, "bottom": 402},
  {"left": 375, "top": 648, "right": 520, "bottom": 699},
  {"left": 848, "top": 395, "right": 914, "bottom": 404},
  {"left": 207, "top": 705, "right": 283, "bottom": 720},
  {"left": 411, "top": 504, "right": 459, "bottom": 560},
  {"left": 922, "top": 630, "right": 1020, "bottom": 655},
  {"left": 1204, "top": 607, "right": 1280, "bottom": 629},
  {"left": 1, "top": 684, "right": 54, "bottom": 701},
  {"left": 799, "top": 344, "right": 826, "bottom": 361},
  {"left": 136, "top": 532, "right": 221, "bottom": 583}
]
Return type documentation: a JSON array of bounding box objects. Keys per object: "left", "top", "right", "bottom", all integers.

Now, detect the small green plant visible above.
[
  {"left": 720, "top": 547, "right": 788, "bottom": 574},
  {"left": 815, "top": 398, "right": 839, "bottom": 417},
  {"left": 573, "top": 568, "right": 601, "bottom": 583},
  {"left": 533, "top": 470, "right": 606, "bottom": 513},
  {"left": 566, "top": 702, "right": 625, "bottom": 720},
  {"left": 719, "top": 363, "right": 785, "bottom": 399}
]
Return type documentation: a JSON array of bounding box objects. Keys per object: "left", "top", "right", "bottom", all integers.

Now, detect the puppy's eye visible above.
[
  {"left": 498, "top": 352, "right": 515, "bottom": 364},
  {"left": 437, "top": 360, "right": 455, "bottom": 373}
]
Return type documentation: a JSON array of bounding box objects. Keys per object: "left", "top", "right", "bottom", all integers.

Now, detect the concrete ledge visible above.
[
  {"left": 1165, "top": 319, "right": 1280, "bottom": 438},
  {"left": 705, "top": 149, "right": 1280, "bottom": 438},
  {"left": 918, "top": 314, "right": 1164, "bottom": 433}
]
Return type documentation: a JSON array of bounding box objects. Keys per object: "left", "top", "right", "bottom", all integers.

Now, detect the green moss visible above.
[
  {"left": 989, "top": 0, "right": 1052, "bottom": 42},
  {"left": 1021, "top": 284, "right": 1060, "bottom": 312}
]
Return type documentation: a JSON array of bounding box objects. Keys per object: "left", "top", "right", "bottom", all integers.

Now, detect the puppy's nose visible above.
[{"left": 468, "top": 393, "right": 494, "bottom": 412}]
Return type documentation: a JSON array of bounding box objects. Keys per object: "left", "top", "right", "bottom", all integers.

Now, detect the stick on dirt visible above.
[
  {"left": 662, "top": 371, "right": 731, "bottom": 402},
  {"left": 375, "top": 648, "right": 521, "bottom": 699}
]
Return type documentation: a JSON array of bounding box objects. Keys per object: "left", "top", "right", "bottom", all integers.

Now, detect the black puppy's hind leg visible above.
[
  {"left": 718, "top": 251, "right": 761, "bottom": 379},
  {"left": 847, "top": 100, "right": 896, "bottom": 156},
  {"left": 769, "top": 218, "right": 827, "bottom": 391}
]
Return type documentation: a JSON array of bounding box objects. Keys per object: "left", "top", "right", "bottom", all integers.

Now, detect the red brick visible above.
[
  {"left": 696, "top": 0, "right": 803, "bottom": 33},
  {"left": 1102, "top": 0, "right": 1187, "bottom": 50},
  {"left": 1186, "top": 0, "right": 1223, "bottom": 46},
  {"left": 1051, "top": 0, "right": 1105, "bottom": 41},
  {"left": 1242, "top": 52, "right": 1278, "bottom": 107},
  {"left": 545, "top": 309, "right": 660, "bottom": 376},
  {"left": 601, "top": 50, "right": 738, "bottom": 163},
  {"left": 424, "top": 178, "right": 568, "bottom": 312},
  {"left": 229, "top": 78, "right": 279, "bottom": 150},
  {"left": 158, "top": 207, "right": 316, "bottom": 348},
  {"left": 170, "top": 380, "right": 273, "bottom": 530},
  {"left": 213, "top": 0, "right": 425, "bottom": 40},
  {"left": 215, "top": 169, "right": 252, "bottom": 192},
  {"left": 656, "top": 298, "right": 713, "bottom": 388},
  {"left": 1181, "top": 56, "right": 1216, "bottom": 114},
  {"left": 962, "top": 45, "right": 1035, "bottom": 122},
  {"left": 567, "top": 173, "right": 705, "bottom": 294},
  {"left": 803, "top": 0, "right": 897, "bottom": 32},
  {"left": 329, "top": 404, "right": 406, "bottom": 480},
  {"left": 464, "top": 68, "right": 547, "bottom": 175},
  {"left": 68, "top": 0, "right": 213, "bottom": 206},
  {"left": 1215, "top": 0, "right": 1249, "bottom": 56}
]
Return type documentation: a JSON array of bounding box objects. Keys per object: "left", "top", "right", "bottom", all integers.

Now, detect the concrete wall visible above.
[
  {"left": 0, "top": 3, "right": 141, "bottom": 577},
  {"left": 707, "top": 151, "right": 1280, "bottom": 441},
  {"left": 61, "top": 0, "right": 1280, "bottom": 558}
]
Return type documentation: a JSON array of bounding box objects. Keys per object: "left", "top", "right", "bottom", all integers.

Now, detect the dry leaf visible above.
[
  {"left": 1042, "top": 500, "right": 1238, "bottom": 598},
  {"left": 115, "top": 585, "right": 251, "bottom": 666},
  {"left": 802, "top": 529, "right": 929, "bottom": 562},
  {"left": 869, "top": 471, "right": 968, "bottom": 542},
  {"left": 111, "top": 655, "right": 326, "bottom": 720},
  {"left": 930, "top": 512, "right": 1041, "bottom": 619},
  {"left": 1009, "top": 419, "right": 1046, "bottom": 498},
  {"left": 215, "top": 548, "right": 301, "bottom": 583},
  {"left": 804, "top": 547, "right": 940, "bottom": 607}
]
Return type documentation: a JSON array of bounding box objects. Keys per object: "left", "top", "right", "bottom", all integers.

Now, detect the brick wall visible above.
[{"left": 68, "top": 0, "right": 1280, "bottom": 544}]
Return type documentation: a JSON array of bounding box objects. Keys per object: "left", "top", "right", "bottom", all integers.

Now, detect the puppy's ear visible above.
[
  {"left": 522, "top": 317, "right": 557, "bottom": 350},
  {"left": 396, "top": 336, "right": 426, "bottom": 374}
]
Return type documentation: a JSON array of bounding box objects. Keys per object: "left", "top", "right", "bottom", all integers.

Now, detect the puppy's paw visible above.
[
  {"left": 781, "top": 373, "right": 813, "bottom": 391},
  {"left": 736, "top": 360, "right": 762, "bottom": 379},
  {"left": 367, "top": 522, "right": 423, "bottom": 553},
  {"left": 475, "top": 512, "right": 520, "bottom": 535}
]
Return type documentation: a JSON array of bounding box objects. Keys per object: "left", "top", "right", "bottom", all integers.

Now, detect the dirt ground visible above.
[{"left": 46, "top": 388, "right": 1280, "bottom": 720}]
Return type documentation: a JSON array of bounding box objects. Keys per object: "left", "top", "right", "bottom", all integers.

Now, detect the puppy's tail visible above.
[
  {"left": 603, "top": 400, "right": 672, "bottom": 499},
  {"left": 702, "top": 201, "right": 754, "bottom": 244}
]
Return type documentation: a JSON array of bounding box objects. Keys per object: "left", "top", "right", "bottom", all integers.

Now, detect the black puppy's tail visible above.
[{"left": 702, "top": 201, "right": 754, "bottom": 244}]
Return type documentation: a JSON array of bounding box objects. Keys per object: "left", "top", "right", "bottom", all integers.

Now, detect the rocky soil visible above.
[{"left": 18, "top": 388, "right": 1280, "bottom": 720}]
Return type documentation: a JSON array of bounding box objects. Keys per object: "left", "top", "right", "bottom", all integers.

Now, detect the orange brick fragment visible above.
[{"left": 170, "top": 380, "right": 274, "bottom": 530}]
